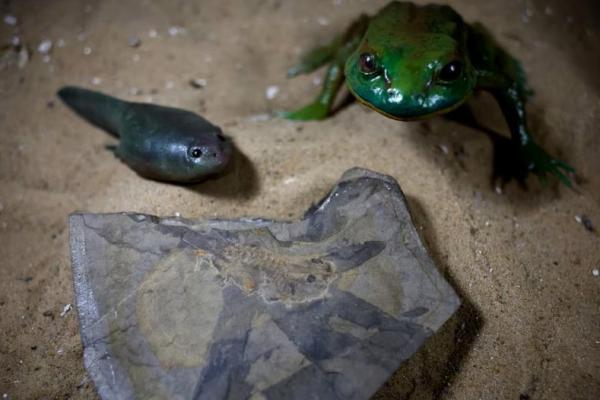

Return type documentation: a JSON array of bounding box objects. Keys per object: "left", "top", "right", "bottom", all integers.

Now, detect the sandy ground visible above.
[{"left": 1, "top": 0, "right": 599, "bottom": 398}]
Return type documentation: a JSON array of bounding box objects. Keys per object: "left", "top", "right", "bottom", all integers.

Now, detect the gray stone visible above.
[{"left": 69, "top": 167, "right": 460, "bottom": 400}]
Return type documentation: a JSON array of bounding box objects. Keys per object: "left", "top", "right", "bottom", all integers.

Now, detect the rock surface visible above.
[{"left": 69, "top": 168, "right": 459, "bottom": 400}]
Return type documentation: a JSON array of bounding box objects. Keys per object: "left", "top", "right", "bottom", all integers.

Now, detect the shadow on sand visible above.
[
  {"left": 185, "top": 142, "right": 260, "bottom": 200},
  {"left": 372, "top": 195, "right": 484, "bottom": 400}
]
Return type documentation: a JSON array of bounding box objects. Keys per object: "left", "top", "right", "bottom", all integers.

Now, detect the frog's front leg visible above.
[
  {"left": 280, "top": 62, "right": 346, "bottom": 120},
  {"left": 491, "top": 85, "right": 575, "bottom": 187},
  {"left": 281, "top": 15, "right": 369, "bottom": 121},
  {"left": 477, "top": 67, "right": 575, "bottom": 187}
]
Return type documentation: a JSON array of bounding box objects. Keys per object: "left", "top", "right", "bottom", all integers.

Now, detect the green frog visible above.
[{"left": 281, "top": 1, "right": 574, "bottom": 186}]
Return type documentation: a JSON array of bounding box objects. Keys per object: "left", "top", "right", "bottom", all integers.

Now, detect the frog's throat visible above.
[{"left": 348, "top": 85, "right": 470, "bottom": 121}]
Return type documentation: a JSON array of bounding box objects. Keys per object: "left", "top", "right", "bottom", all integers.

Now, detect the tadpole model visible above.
[{"left": 58, "top": 86, "right": 232, "bottom": 183}]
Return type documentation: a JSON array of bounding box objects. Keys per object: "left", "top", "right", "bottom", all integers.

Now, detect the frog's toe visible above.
[
  {"left": 278, "top": 102, "right": 329, "bottom": 121},
  {"left": 523, "top": 144, "right": 576, "bottom": 188},
  {"left": 545, "top": 159, "right": 575, "bottom": 188}
]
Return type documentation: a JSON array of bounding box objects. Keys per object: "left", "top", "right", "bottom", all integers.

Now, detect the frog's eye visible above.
[
  {"left": 189, "top": 147, "right": 203, "bottom": 158},
  {"left": 439, "top": 60, "right": 463, "bottom": 82},
  {"left": 359, "top": 52, "right": 379, "bottom": 75}
]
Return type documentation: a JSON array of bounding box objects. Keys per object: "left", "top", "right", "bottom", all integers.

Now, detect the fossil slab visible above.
[{"left": 69, "top": 168, "right": 460, "bottom": 400}]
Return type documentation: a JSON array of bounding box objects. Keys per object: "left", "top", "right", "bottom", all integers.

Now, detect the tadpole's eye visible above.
[
  {"left": 439, "top": 61, "right": 463, "bottom": 82},
  {"left": 190, "top": 148, "right": 203, "bottom": 158},
  {"left": 359, "top": 52, "right": 379, "bottom": 75}
]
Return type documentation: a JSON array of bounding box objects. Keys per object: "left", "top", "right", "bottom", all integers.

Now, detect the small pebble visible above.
[
  {"left": 60, "top": 303, "right": 72, "bottom": 317},
  {"left": 91, "top": 76, "right": 102, "bottom": 85},
  {"left": 265, "top": 85, "right": 279, "bottom": 100},
  {"left": 129, "top": 87, "right": 142, "bottom": 96},
  {"left": 189, "top": 78, "right": 207, "bottom": 89},
  {"left": 495, "top": 185, "right": 503, "bottom": 195},
  {"left": 593, "top": 269, "right": 599, "bottom": 277},
  {"left": 42, "top": 55, "right": 51, "bottom": 63},
  {"left": 575, "top": 215, "right": 595, "bottom": 232},
  {"left": 283, "top": 177, "right": 297, "bottom": 185},
  {"left": 18, "top": 47, "right": 29, "bottom": 69},
  {"left": 10, "top": 36, "right": 20, "bottom": 46},
  {"left": 317, "top": 16, "right": 330, "bottom": 26},
  {"left": 128, "top": 36, "right": 141, "bottom": 48},
  {"left": 3, "top": 14, "right": 17, "bottom": 25},
  {"left": 168, "top": 26, "right": 185, "bottom": 36},
  {"left": 438, "top": 144, "right": 449, "bottom": 155},
  {"left": 132, "top": 54, "right": 140, "bottom": 62},
  {"left": 77, "top": 32, "right": 86, "bottom": 42},
  {"left": 56, "top": 38, "right": 66, "bottom": 48},
  {"left": 148, "top": 29, "right": 158, "bottom": 38},
  {"left": 165, "top": 80, "right": 174, "bottom": 90},
  {"left": 37, "top": 39, "right": 53, "bottom": 54},
  {"left": 83, "top": 46, "right": 92, "bottom": 55},
  {"left": 312, "top": 76, "right": 322, "bottom": 86},
  {"left": 248, "top": 113, "right": 271, "bottom": 122},
  {"left": 174, "top": 212, "right": 181, "bottom": 218}
]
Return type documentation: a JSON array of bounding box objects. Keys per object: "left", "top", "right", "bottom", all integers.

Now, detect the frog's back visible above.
[{"left": 370, "top": 1, "right": 466, "bottom": 43}]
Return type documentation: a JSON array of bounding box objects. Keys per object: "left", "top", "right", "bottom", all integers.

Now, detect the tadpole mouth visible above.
[
  {"left": 211, "top": 135, "right": 233, "bottom": 168},
  {"left": 220, "top": 141, "right": 233, "bottom": 165}
]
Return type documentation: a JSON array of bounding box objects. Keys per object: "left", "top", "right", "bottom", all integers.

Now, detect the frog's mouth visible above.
[{"left": 348, "top": 85, "right": 469, "bottom": 121}]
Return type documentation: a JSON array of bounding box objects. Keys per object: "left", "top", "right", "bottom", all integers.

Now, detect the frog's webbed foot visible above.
[
  {"left": 280, "top": 15, "right": 368, "bottom": 122},
  {"left": 486, "top": 81, "right": 576, "bottom": 189},
  {"left": 490, "top": 136, "right": 575, "bottom": 190},
  {"left": 519, "top": 141, "right": 575, "bottom": 187},
  {"left": 278, "top": 101, "right": 329, "bottom": 121}
]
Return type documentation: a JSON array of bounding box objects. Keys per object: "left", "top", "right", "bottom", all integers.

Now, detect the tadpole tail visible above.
[{"left": 57, "top": 86, "right": 128, "bottom": 138}]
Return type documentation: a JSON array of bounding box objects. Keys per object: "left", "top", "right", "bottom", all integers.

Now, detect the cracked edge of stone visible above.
[{"left": 69, "top": 214, "right": 136, "bottom": 400}]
